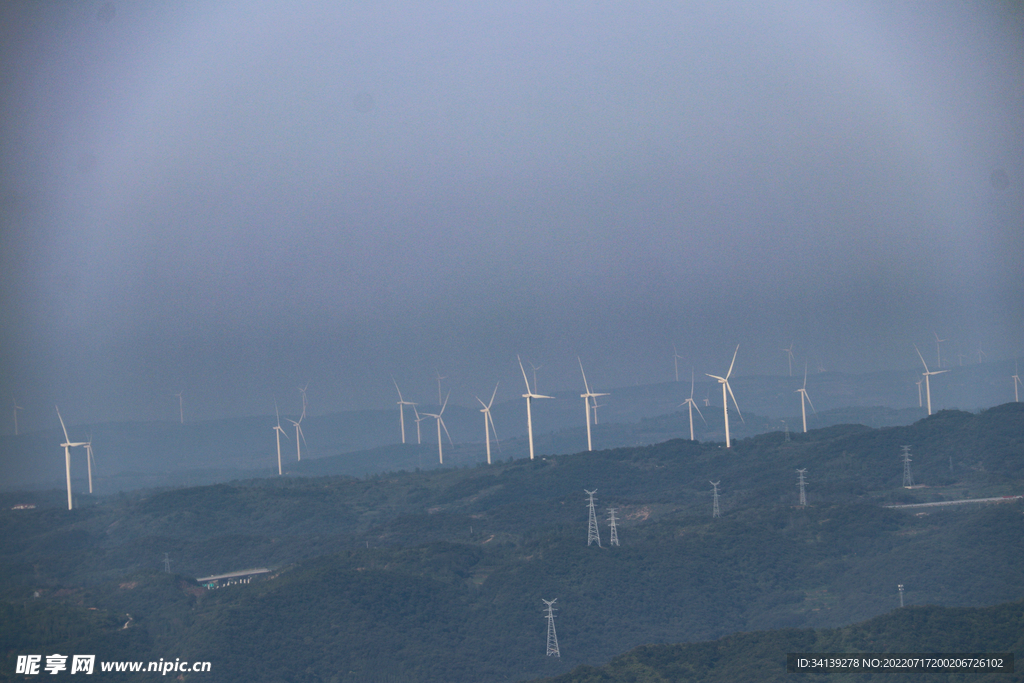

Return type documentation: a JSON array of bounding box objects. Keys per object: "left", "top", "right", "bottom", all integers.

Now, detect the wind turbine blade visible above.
[
  {"left": 392, "top": 375, "right": 404, "bottom": 402},
  {"left": 440, "top": 390, "right": 450, "bottom": 415},
  {"left": 439, "top": 417, "right": 453, "bottom": 445},
  {"left": 692, "top": 400, "right": 707, "bottom": 424},
  {"left": 517, "top": 355, "right": 533, "bottom": 393},
  {"left": 487, "top": 382, "right": 499, "bottom": 409},
  {"left": 725, "top": 344, "right": 739, "bottom": 379},
  {"left": 726, "top": 382, "right": 744, "bottom": 423},
  {"left": 804, "top": 391, "right": 817, "bottom": 414},
  {"left": 690, "top": 369, "right": 695, "bottom": 399},
  {"left": 706, "top": 374, "right": 725, "bottom": 382},
  {"left": 297, "top": 424, "right": 307, "bottom": 447},
  {"left": 578, "top": 357, "right": 592, "bottom": 395},
  {"left": 55, "top": 406, "right": 71, "bottom": 442},
  {"left": 476, "top": 396, "right": 487, "bottom": 409},
  {"left": 914, "top": 344, "right": 929, "bottom": 372},
  {"left": 802, "top": 361, "right": 808, "bottom": 389},
  {"left": 487, "top": 412, "right": 499, "bottom": 448}
]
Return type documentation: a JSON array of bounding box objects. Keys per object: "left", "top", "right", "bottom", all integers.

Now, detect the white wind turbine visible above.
[
  {"left": 12, "top": 396, "right": 22, "bottom": 436},
  {"left": 56, "top": 407, "right": 86, "bottom": 510},
  {"left": 413, "top": 405, "right": 424, "bottom": 444},
  {"left": 915, "top": 378, "right": 923, "bottom": 408},
  {"left": 795, "top": 362, "right": 816, "bottom": 433},
  {"left": 782, "top": 344, "right": 794, "bottom": 376},
  {"left": 519, "top": 355, "right": 553, "bottom": 460},
  {"left": 287, "top": 403, "right": 306, "bottom": 462},
  {"left": 173, "top": 391, "right": 183, "bottom": 424},
  {"left": 83, "top": 435, "right": 96, "bottom": 494},
  {"left": 915, "top": 345, "right": 947, "bottom": 416},
  {"left": 934, "top": 332, "right": 946, "bottom": 367},
  {"left": 273, "top": 400, "right": 288, "bottom": 475},
  {"left": 392, "top": 377, "right": 417, "bottom": 444},
  {"left": 673, "top": 345, "right": 684, "bottom": 382},
  {"left": 1012, "top": 362, "right": 1021, "bottom": 403},
  {"left": 422, "top": 390, "right": 452, "bottom": 464},
  {"left": 677, "top": 369, "right": 706, "bottom": 441},
  {"left": 476, "top": 383, "right": 500, "bottom": 464},
  {"left": 706, "top": 345, "right": 743, "bottom": 448},
  {"left": 298, "top": 383, "right": 309, "bottom": 415},
  {"left": 579, "top": 358, "right": 609, "bottom": 452}
]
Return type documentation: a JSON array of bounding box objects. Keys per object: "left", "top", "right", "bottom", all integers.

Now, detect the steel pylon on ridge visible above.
[
  {"left": 543, "top": 599, "right": 560, "bottom": 657},
  {"left": 585, "top": 489, "right": 601, "bottom": 547},
  {"left": 607, "top": 508, "right": 619, "bottom": 547}
]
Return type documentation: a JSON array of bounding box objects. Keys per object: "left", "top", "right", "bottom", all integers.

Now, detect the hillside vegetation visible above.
[{"left": 1, "top": 404, "right": 1022, "bottom": 681}]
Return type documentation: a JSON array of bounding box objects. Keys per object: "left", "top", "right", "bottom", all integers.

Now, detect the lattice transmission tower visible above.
[
  {"left": 901, "top": 446, "right": 913, "bottom": 487},
  {"left": 543, "top": 599, "right": 560, "bottom": 657},
  {"left": 585, "top": 489, "right": 602, "bottom": 547},
  {"left": 607, "top": 508, "right": 619, "bottom": 546},
  {"left": 710, "top": 481, "right": 720, "bottom": 518},
  {"left": 796, "top": 469, "right": 807, "bottom": 506}
]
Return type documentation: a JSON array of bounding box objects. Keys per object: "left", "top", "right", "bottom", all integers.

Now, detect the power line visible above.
[{"left": 585, "top": 489, "right": 602, "bottom": 547}]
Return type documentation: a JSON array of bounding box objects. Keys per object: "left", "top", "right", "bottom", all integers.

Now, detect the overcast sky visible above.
[{"left": 1, "top": 1, "right": 1022, "bottom": 429}]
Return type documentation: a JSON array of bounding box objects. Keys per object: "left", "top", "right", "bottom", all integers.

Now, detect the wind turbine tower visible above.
[
  {"left": 56, "top": 407, "right": 86, "bottom": 510},
  {"left": 934, "top": 332, "right": 946, "bottom": 367},
  {"left": 585, "top": 489, "right": 602, "bottom": 547},
  {"left": 273, "top": 400, "right": 288, "bottom": 475},
  {"left": 607, "top": 508, "right": 620, "bottom": 546},
  {"left": 287, "top": 407, "right": 306, "bottom": 462},
  {"left": 901, "top": 445, "right": 913, "bottom": 488},
  {"left": 1012, "top": 362, "right": 1021, "bottom": 403},
  {"left": 707, "top": 345, "right": 743, "bottom": 448},
  {"left": 678, "top": 369, "right": 706, "bottom": 441},
  {"left": 422, "top": 391, "right": 452, "bottom": 464},
  {"left": 915, "top": 378, "right": 923, "bottom": 408},
  {"left": 914, "top": 345, "right": 947, "bottom": 416},
  {"left": 83, "top": 438, "right": 96, "bottom": 494},
  {"left": 392, "top": 377, "right": 416, "bottom": 444},
  {"left": 796, "top": 468, "right": 807, "bottom": 506},
  {"left": 579, "top": 358, "right": 609, "bottom": 452},
  {"left": 476, "top": 383, "right": 500, "bottom": 465},
  {"left": 710, "top": 480, "right": 721, "bottom": 518},
  {"left": 542, "top": 599, "right": 560, "bottom": 657},
  {"left": 898, "top": 584, "right": 905, "bottom": 608},
  {"left": 796, "top": 362, "right": 816, "bottom": 433},
  {"left": 519, "top": 356, "right": 553, "bottom": 460},
  {"left": 673, "top": 345, "right": 684, "bottom": 382},
  {"left": 413, "top": 406, "right": 424, "bottom": 445},
  {"left": 174, "top": 391, "right": 184, "bottom": 424}
]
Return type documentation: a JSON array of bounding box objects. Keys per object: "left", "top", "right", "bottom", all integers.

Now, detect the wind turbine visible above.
[
  {"left": 519, "top": 355, "right": 553, "bottom": 460},
  {"left": 579, "top": 358, "right": 609, "bottom": 452},
  {"left": 273, "top": 400, "right": 288, "bottom": 475},
  {"left": 673, "top": 345, "right": 684, "bottom": 382},
  {"left": 173, "top": 391, "right": 183, "bottom": 424},
  {"left": 915, "top": 378, "right": 923, "bottom": 408},
  {"left": 422, "top": 390, "right": 452, "bottom": 464},
  {"left": 677, "top": 369, "right": 706, "bottom": 441},
  {"left": 914, "top": 345, "right": 947, "bottom": 416},
  {"left": 795, "top": 362, "right": 816, "bottom": 433},
  {"left": 413, "top": 405, "right": 424, "bottom": 444},
  {"left": 392, "top": 377, "right": 417, "bottom": 444},
  {"left": 287, "top": 404, "right": 306, "bottom": 461},
  {"left": 706, "top": 345, "right": 743, "bottom": 448},
  {"left": 298, "top": 383, "right": 309, "bottom": 415},
  {"left": 83, "top": 435, "right": 96, "bottom": 494},
  {"left": 476, "top": 383, "right": 500, "bottom": 464},
  {"left": 529, "top": 361, "right": 542, "bottom": 394},
  {"left": 434, "top": 370, "right": 446, "bottom": 405},
  {"left": 1012, "top": 362, "right": 1021, "bottom": 403},
  {"left": 12, "top": 396, "right": 22, "bottom": 436},
  {"left": 591, "top": 401, "right": 604, "bottom": 424},
  {"left": 782, "top": 344, "right": 794, "bottom": 376},
  {"left": 56, "top": 407, "right": 86, "bottom": 510},
  {"left": 933, "top": 332, "right": 945, "bottom": 367}
]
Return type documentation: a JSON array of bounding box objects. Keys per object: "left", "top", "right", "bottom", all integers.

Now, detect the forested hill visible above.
[
  {"left": 1, "top": 404, "right": 1023, "bottom": 682},
  {"left": 535, "top": 599, "right": 1024, "bottom": 683}
]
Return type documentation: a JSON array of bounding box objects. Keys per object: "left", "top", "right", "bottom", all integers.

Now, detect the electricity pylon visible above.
[
  {"left": 710, "top": 481, "right": 720, "bottom": 518},
  {"left": 543, "top": 599, "right": 560, "bottom": 657},
  {"left": 796, "top": 469, "right": 807, "bottom": 506},
  {"left": 607, "top": 508, "right": 619, "bottom": 547},
  {"left": 163, "top": 553, "right": 171, "bottom": 574},
  {"left": 585, "top": 490, "right": 601, "bottom": 547},
  {"left": 898, "top": 584, "right": 905, "bottom": 607},
  {"left": 901, "top": 446, "right": 913, "bottom": 487}
]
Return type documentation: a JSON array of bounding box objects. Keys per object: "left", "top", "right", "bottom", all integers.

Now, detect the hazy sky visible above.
[{"left": 1, "top": 1, "right": 1022, "bottom": 428}]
